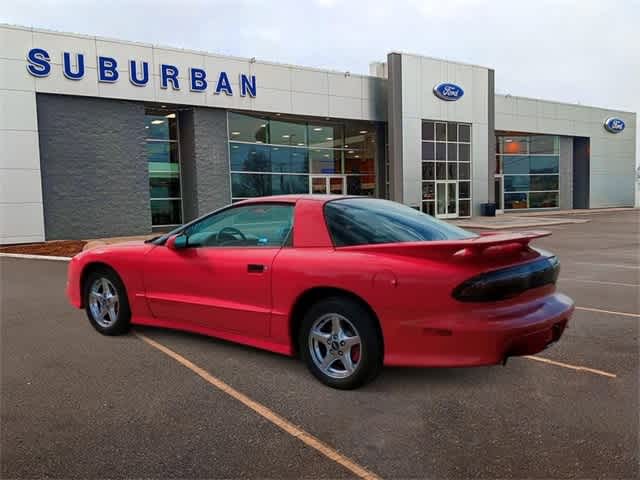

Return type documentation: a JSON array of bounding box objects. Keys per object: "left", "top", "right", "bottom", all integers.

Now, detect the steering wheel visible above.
[{"left": 215, "top": 226, "right": 246, "bottom": 245}]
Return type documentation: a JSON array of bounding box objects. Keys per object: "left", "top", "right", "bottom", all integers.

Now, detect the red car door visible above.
[{"left": 143, "top": 203, "right": 294, "bottom": 338}]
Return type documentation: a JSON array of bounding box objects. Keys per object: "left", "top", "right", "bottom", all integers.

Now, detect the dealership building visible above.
[{"left": 0, "top": 24, "right": 637, "bottom": 244}]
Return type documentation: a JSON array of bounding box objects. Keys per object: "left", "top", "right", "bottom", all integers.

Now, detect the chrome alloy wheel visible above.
[
  {"left": 308, "top": 313, "right": 362, "bottom": 379},
  {"left": 88, "top": 277, "right": 120, "bottom": 328}
]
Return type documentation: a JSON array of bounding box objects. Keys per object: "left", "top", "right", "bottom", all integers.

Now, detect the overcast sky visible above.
[{"left": 3, "top": 0, "right": 639, "bottom": 165}]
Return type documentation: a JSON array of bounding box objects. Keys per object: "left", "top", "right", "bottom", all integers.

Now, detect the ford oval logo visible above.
[
  {"left": 604, "top": 117, "right": 625, "bottom": 133},
  {"left": 433, "top": 83, "right": 464, "bottom": 101}
]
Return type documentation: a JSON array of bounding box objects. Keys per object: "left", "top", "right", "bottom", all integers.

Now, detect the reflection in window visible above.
[
  {"left": 231, "top": 173, "right": 309, "bottom": 197},
  {"left": 228, "top": 112, "right": 377, "bottom": 200},
  {"left": 228, "top": 112, "right": 269, "bottom": 143},
  {"left": 497, "top": 133, "right": 560, "bottom": 210},
  {"left": 146, "top": 109, "right": 182, "bottom": 227}
]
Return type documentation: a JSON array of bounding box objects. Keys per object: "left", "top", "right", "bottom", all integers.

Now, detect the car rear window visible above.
[{"left": 324, "top": 198, "right": 477, "bottom": 246}]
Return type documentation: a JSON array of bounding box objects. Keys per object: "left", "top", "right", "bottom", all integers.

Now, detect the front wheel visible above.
[
  {"left": 84, "top": 268, "right": 131, "bottom": 335},
  {"left": 299, "top": 297, "right": 382, "bottom": 389}
]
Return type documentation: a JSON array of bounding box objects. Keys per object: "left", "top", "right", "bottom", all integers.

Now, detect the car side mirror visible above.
[{"left": 166, "top": 234, "right": 188, "bottom": 250}]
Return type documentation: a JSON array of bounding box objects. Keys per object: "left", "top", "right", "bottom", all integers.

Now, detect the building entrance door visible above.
[
  {"left": 309, "top": 175, "right": 347, "bottom": 195},
  {"left": 435, "top": 181, "right": 458, "bottom": 219}
]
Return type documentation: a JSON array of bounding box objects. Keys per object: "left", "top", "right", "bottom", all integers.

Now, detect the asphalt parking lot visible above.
[{"left": 1, "top": 210, "right": 638, "bottom": 479}]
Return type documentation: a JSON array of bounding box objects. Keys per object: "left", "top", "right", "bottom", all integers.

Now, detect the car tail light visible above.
[{"left": 452, "top": 256, "right": 560, "bottom": 302}]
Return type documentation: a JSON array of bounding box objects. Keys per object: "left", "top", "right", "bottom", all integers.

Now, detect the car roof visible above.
[{"left": 236, "top": 194, "right": 359, "bottom": 205}]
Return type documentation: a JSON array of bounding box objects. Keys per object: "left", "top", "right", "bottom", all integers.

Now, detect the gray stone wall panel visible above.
[{"left": 37, "top": 93, "right": 149, "bottom": 240}]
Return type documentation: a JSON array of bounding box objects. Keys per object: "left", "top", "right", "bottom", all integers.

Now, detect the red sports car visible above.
[{"left": 67, "top": 196, "right": 574, "bottom": 389}]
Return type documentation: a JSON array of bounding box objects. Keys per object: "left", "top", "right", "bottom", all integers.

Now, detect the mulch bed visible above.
[{"left": 0, "top": 240, "right": 87, "bottom": 257}]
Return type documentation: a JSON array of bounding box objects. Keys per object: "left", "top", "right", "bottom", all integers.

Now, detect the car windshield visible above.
[{"left": 324, "top": 198, "right": 477, "bottom": 246}]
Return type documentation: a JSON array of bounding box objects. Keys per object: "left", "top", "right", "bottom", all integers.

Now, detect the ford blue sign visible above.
[
  {"left": 604, "top": 117, "right": 625, "bottom": 134},
  {"left": 433, "top": 83, "right": 464, "bottom": 101}
]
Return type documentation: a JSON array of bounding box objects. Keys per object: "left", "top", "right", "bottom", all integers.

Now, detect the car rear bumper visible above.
[{"left": 383, "top": 291, "right": 574, "bottom": 367}]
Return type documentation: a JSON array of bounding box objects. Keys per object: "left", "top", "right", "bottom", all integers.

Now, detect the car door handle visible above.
[{"left": 247, "top": 264, "right": 266, "bottom": 273}]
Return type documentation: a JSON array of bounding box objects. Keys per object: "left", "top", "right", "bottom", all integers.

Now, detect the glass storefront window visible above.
[
  {"left": 344, "top": 153, "right": 374, "bottom": 174},
  {"left": 422, "top": 182, "right": 435, "bottom": 200},
  {"left": 146, "top": 109, "right": 182, "bottom": 227},
  {"left": 504, "top": 193, "right": 528, "bottom": 209},
  {"left": 145, "top": 114, "right": 177, "bottom": 140},
  {"left": 422, "top": 142, "right": 435, "bottom": 160},
  {"left": 458, "top": 124, "right": 471, "bottom": 143},
  {"left": 497, "top": 133, "right": 560, "bottom": 210},
  {"left": 309, "top": 124, "right": 344, "bottom": 148},
  {"left": 422, "top": 162, "right": 435, "bottom": 180},
  {"left": 146, "top": 142, "right": 179, "bottom": 164},
  {"left": 459, "top": 181, "right": 471, "bottom": 199},
  {"left": 231, "top": 173, "right": 309, "bottom": 197},
  {"left": 459, "top": 163, "right": 470, "bottom": 180},
  {"left": 230, "top": 144, "right": 271, "bottom": 172},
  {"left": 447, "top": 162, "right": 457, "bottom": 180},
  {"left": 310, "top": 149, "right": 340, "bottom": 174},
  {"left": 151, "top": 199, "right": 182, "bottom": 226},
  {"left": 347, "top": 175, "right": 376, "bottom": 197},
  {"left": 530, "top": 135, "right": 559, "bottom": 154},
  {"left": 530, "top": 175, "right": 559, "bottom": 191},
  {"left": 271, "top": 147, "right": 309, "bottom": 173},
  {"left": 270, "top": 119, "right": 307, "bottom": 146},
  {"left": 422, "top": 122, "right": 434, "bottom": 141},
  {"left": 530, "top": 192, "right": 559, "bottom": 208},
  {"left": 498, "top": 136, "right": 528, "bottom": 154},
  {"left": 228, "top": 112, "right": 377, "bottom": 200},
  {"left": 503, "top": 156, "right": 530, "bottom": 175},
  {"left": 504, "top": 175, "right": 530, "bottom": 192},
  {"left": 458, "top": 144, "right": 470, "bottom": 162},
  {"left": 530, "top": 155, "right": 559, "bottom": 174},
  {"left": 228, "top": 112, "right": 269, "bottom": 143}
]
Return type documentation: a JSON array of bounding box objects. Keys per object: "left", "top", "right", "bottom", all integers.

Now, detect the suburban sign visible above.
[
  {"left": 433, "top": 82, "right": 464, "bottom": 101},
  {"left": 26, "top": 47, "right": 257, "bottom": 97},
  {"left": 603, "top": 117, "right": 625, "bottom": 134}
]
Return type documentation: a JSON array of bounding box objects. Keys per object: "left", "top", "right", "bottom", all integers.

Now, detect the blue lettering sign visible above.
[
  {"left": 190, "top": 68, "right": 207, "bottom": 92},
  {"left": 604, "top": 117, "right": 625, "bottom": 134},
  {"left": 26, "top": 48, "right": 51, "bottom": 77},
  {"left": 215, "top": 71, "right": 233, "bottom": 95},
  {"left": 129, "top": 60, "right": 149, "bottom": 87},
  {"left": 98, "top": 56, "right": 119, "bottom": 82},
  {"left": 433, "top": 82, "right": 464, "bottom": 101},
  {"left": 240, "top": 74, "right": 256, "bottom": 97},
  {"left": 62, "top": 52, "right": 85, "bottom": 80},
  {"left": 25, "top": 48, "right": 258, "bottom": 98},
  {"left": 160, "top": 64, "right": 180, "bottom": 90}
]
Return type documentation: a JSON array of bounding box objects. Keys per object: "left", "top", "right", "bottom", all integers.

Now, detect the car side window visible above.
[{"left": 184, "top": 204, "right": 294, "bottom": 248}]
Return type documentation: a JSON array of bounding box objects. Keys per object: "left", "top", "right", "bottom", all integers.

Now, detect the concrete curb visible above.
[{"left": 0, "top": 253, "right": 71, "bottom": 262}]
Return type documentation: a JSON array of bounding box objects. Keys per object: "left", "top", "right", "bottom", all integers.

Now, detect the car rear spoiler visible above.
[{"left": 340, "top": 231, "right": 551, "bottom": 261}]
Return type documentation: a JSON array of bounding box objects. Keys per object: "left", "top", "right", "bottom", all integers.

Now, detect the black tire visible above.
[
  {"left": 83, "top": 268, "right": 131, "bottom": 336},
  {"left": 299, "top": 296, "right": 383, "bottom": 389}
]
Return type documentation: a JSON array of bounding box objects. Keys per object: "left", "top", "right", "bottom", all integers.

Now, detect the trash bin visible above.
[{"left": 480, "top": 203, "right": 497, "bottom": 217}]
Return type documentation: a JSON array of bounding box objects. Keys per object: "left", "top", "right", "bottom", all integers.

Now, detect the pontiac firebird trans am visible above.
[{"left": 67, "top": 196, "right": 574, "bottom": 389}]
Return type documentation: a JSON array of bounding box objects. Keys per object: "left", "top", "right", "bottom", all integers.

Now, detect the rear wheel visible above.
[
  {"left": 84, "top": 268, "right": 131, "bottom": 335},
  {"left": 299, "top": 297, "right": 382, "bottom": 389}
]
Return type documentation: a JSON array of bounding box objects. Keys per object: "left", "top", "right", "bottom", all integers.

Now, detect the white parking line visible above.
[
  {"left": 575, "top": 306, "right": 640, "bottom": 318},
  {"left": 561, "top": 277, "right": 639, "bottom": 288},
  {"left": 0, "top": 253, "right": 71, "bottom": 261},
  {"left": 136, "top": 332, "right": 381, "bottom": 480},
  {"left": 569, "top": 261, "right": 640, "bottom": 270},
  {"left": 524, "top": 355, "right": 617, "bottom": 378}
]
